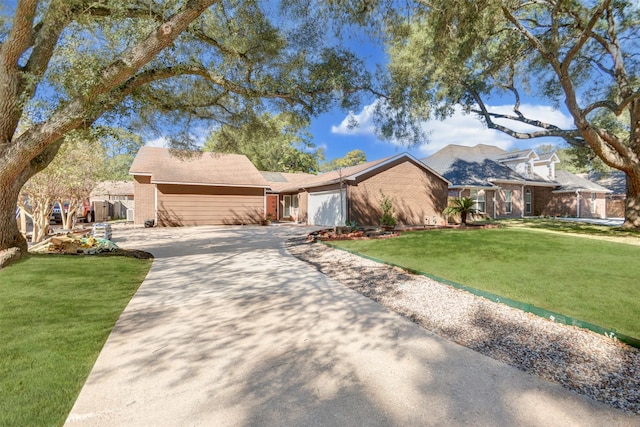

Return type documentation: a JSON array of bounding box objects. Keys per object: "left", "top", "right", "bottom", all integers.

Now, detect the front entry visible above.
[{"left": 266, "top": 195, "right": 278, "bottom": 220}]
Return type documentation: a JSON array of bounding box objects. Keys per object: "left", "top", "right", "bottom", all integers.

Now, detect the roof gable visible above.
[
  {"left": 439, "top": 158, "right": 525, "bottom": 187},
  {"left": 130, "top": 147, "right": 268, "bottom": 187},
  {"left": 497, "top": 149, "right": 539, "bottom": 163},
  {"left": 278, "top": 153, "right": 449, "bottom": 192}
]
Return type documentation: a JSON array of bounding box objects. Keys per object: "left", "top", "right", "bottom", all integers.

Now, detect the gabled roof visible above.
[
  {"left": 422, "top": 144, "right": 507, "bottom": 173},
  {"left": 588, "top": 171, "right": 626, "bottom": 194},
  {"left": 423, "top": 145, "right": 530, "bottom": 188},
  {"left": 497, "top": 149, "right": 538, "bottom": 163},
  {"left": 129, "top": 146, "right": 269, "bottom": 188},
  {"left": 535, "top": 152, "right": 560, "bottom": 163},
  {"left": 278, "top": 153, "right": 449, "bottom": 192},
  {"left": 422, "top": 144, "right": 607, "bottom": 192},
  {"left": 552, "top": 170, "right": 613, "bottom": 193},
  {"left": 432, "top": 158, "right": 527, "bottom": 188}
]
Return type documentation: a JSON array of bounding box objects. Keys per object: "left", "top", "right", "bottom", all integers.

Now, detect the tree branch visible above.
[
  {"left": 3, "top": 0, "right": 219, "bottom": 181},
  {"left": 563, "top": 0, "right": 611, "bottom": 66},
  {"left": 0, "top": 0, "right": 37, "bottom": 64}
]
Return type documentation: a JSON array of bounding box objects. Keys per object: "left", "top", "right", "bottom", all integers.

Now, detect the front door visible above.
[{"left": 266, "top": 195, "right": 278, "bottom": 220}]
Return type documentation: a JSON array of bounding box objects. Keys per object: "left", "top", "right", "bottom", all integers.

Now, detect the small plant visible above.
[
  {"left": 345, "top": 220, "right": 358, "bottom": 232},
  {"left": 379, "top": 192, "right": 396, "bottom": 228},
  {"left": 261, "top": 213, "right": 274, "bottom": 225},
  {"left": 443, "top": 197, "right": 478, "bottom": 225}
]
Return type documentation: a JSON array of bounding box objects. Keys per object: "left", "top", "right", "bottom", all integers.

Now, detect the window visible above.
[
  {"left": 284, "top": 195, "right": 291, "bottom": 217},
  {"left": 525, "top": 189, "right": 532, "bottom": 214},
  {"left": 505, "top": 190, "right": 512, "bottom": 214},
  {"left": 590, "top": 193, "right": 596, "bottom": 214},
  {"left": 470, "top": 189, "right": 486, "bottom": 213},
  {"left": 526, "top": 163, "right": 533, "bottom": 177},
  {"left": 284, "top": 194, "right": 299, "bottom": 218}
]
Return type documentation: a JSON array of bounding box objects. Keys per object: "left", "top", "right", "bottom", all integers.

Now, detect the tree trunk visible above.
[
  {"left": 461, "top": 211, "right": 467, "bottom": 225},
  {"left": 0, "top": 177, "right": 28, "bottom": 267},
  {"left": 622, "top": 171, "right": 640, "bottom": 229}
]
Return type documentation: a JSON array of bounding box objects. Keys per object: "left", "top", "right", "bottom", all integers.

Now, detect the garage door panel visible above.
[
  {"left": 158, "top": 191, "right": 263, "bottom": 225},
  {"left": 308, "top": 190, "right": 346, "bottom": 226}
]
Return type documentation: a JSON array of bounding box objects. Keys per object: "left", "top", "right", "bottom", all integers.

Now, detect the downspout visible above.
[
  {"left": 521, "top": 185, "right": 525, "bottom": 218},
  {"left": 576, "top": 190, "right": 581, "bottom": 218},
  {"left": 154, "top": 185, "right": 158, "bottom": 226}
]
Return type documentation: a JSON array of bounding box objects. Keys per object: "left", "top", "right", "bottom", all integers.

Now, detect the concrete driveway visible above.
[{"left": 66, "top": 225, "right": 637, "bottom": 426}]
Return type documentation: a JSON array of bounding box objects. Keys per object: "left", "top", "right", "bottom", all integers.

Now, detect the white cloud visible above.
[
  {"left": 330, "top": 102, "right": 378, "bottom": 135},
  {"left": 330, "top": 101, "right": 574, "bottom": 156},
  {"left": 145, "top": 136, "right": 170, "bottom": 147}
]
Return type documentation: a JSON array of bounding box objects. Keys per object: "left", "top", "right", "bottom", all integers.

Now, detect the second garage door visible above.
[{"left": 307, "top": 189, "right": 346, "bottom": 226}]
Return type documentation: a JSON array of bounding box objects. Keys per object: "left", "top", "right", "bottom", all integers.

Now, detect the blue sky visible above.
[{"left": 309, "top": 100, "right": 574, "bottom": 162}]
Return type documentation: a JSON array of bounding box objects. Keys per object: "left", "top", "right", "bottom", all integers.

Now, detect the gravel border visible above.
[{"left": 285, "top": 237, "right": 640, "bottom": 415}]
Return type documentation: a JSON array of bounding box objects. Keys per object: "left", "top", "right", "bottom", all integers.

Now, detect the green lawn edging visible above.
[{"left": 324, "top": 241, "right": 640, "bottom": 349}]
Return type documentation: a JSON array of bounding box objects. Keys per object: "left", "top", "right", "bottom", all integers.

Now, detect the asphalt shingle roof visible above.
[
  {"left": 553, "top": 170, "right": 612, "bottom": 193},
  {"left": 422, "top": 144, "right": 611, "bottom": 193},
  {"left": 129, "top": 147, "right": 269, "bottom": 187}
]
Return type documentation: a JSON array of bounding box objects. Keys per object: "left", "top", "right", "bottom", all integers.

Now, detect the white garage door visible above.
[{"left": 308, "top": 189, "right": 346, "bottom": 226}]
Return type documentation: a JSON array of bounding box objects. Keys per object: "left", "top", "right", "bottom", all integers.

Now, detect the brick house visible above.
[
  {"left": 129, "top": 148, "right": 450, "bottom": 227},
  {"left": 422, "top": 144, "right": 613, "bottom": 219},
  {"left": 263, "top": 153, "right": 451, "bottom": 227}
]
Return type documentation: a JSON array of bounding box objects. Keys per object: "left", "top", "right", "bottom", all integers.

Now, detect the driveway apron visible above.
[{"left": 66, "top": 225, "right": 637, "bottom": 426}]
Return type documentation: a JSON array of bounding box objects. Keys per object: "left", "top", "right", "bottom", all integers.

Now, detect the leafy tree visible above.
[
  {"left": 203, "top": 112, "right": 323, "bottom": 173},
  {"left": 18, "top": 132, "right": 104, "bottom": 241},
  {"left": 320, "top": 149, "right": 367, "bottom": 172},
  {"left": 378, "top": 0, "right": 640, "bottom": 229},
  {"left": 443, "top": 197, "right": 478, "bottom": 225},
  {"left": 95, "top": 127, "right": 145, "bottom": 181},
  {"left": 0, "top": 0, "right": 372, "bottom": 265}
]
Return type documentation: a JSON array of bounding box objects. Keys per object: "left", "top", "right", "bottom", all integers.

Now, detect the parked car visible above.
[{"left": 51, "top": 200, "right": 94, "bottom": 224}]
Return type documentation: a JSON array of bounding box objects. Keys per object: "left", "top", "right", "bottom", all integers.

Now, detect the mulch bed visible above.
[{"left": 309, "top": 223, "right": 500, "bottom": 242}]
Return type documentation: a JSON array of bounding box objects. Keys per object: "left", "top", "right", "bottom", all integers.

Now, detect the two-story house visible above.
[{"left": 422, "top": 144, "right": 612, "bottom": 219}]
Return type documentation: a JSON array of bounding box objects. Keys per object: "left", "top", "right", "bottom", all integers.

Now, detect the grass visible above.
[
  {"left": 329, "top": 226, "right": 640, "bottom": 339},
  {"left": 499, "top": 217, "right": 640, "bottom": 238},
  {"left": 0, "top": 254, "right": 152, "bottom": 427}
]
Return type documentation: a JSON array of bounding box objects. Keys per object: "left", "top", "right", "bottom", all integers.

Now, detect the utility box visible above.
[{"left": 92, "top": 223, "right": 112, "bottom": 240}]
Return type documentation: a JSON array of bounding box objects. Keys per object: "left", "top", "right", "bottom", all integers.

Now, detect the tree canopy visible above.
[
  {"left": 378, "top": 0, "right": 640, "bottom": 228},
  {"left": 320, "top": 149, "right": 367, "bottom": 172},
  {"left": 203, "top": 112, "right": 323, "bottom": 173},
  {"left": 0, "top": 0, "right": 373, "bottom": 264}
]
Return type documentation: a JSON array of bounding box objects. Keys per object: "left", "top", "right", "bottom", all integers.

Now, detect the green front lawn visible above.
[
  {"left": 0, "top": 255, "right": 151, "bottom": 427},
  {"left": 330, "top": 227, "right": 640, "bottom": 339}
]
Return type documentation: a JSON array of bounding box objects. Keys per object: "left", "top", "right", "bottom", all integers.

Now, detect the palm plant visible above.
[{"left": 443, "top": 197, "right": 478, "bottom": 225}]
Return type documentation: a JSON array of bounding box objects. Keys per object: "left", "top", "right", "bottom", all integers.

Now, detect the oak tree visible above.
[
  {"left": 203, "top": 112, "right": 324, "bottom": 173},
  {"left": 0, "top": 0, "right": 370, "bottom": 265},
  {"left": 379, "top": 0, "right": 640, "bottom": 228}
]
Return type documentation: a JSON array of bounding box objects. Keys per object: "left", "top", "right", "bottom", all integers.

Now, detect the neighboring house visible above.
[
  {"left": 422, "top": 144, "right": 612, "bottom": 219},
  {"left": 129, "top": 147, "right": 450, "bottom": 227},
  {"left": 130, "top": 147, "right": 270, "bottom": 226},
  {"left": 90, "top": 180, "right": 135, "bottom": 222},
  {"left": 588, "top": 171, "right": 626, "bottom": 218},
  {"left": 264, "top": 153, "right": 451, "bottom": 227}
]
